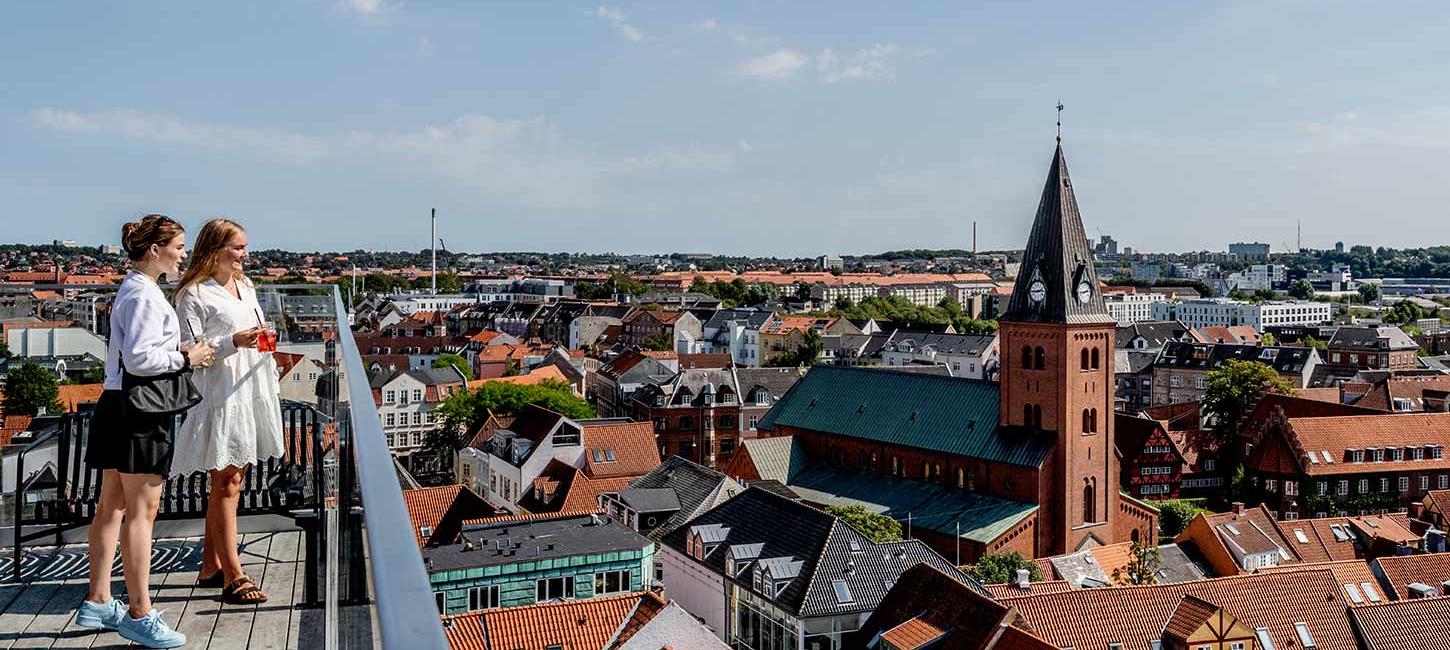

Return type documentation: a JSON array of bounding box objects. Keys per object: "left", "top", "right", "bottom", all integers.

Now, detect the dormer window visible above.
[{"left": 1372, "top": 448, "right": 1384, "bottom": 462}]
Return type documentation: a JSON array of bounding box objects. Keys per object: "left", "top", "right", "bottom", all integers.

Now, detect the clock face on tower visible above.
[
  {"left": 1029, "top": 280, "right": 1047, "bottom": 303},
  {"left": 1076, "top": 280, "right": 1092, "bottom": 303}
]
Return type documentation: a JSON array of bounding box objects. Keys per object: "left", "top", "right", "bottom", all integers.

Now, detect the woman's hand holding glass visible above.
[
  {"left": 232, "top": 326, "right": 264, "bottom": 349},
  {"left": 184, "top": 340, "right": 216, "bottom": 368}
]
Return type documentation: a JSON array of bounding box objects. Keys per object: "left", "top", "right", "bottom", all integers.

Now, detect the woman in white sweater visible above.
[
  {"left": 173, "top": 218, "right": 284, "bottom": 605},
  {"left": 80, "top": 215, "right": 213, "bottom": 649}
]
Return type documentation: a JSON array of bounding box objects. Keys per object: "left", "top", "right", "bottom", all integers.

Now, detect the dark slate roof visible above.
[
  {"left": 755, "top": 365, "right": 1050, "bottom": 468},
  {"left": 618, "top": 487, "right": 682, "bottom": 513},
  {"left": 1002, "top": 144, "right": 1115, "bottom": 325},
  {"left": 703, "top": 308, "right": 774, "bottom": 329},
  {"left": 1157, "top": 342, "right": 1317, "bottom": 374},
  {"left": 1327, "top": 326, "right": 1419, "bottom": 351},
  {"left": 1308, "top": 363, "right": 1362, "bottom": 388},
  {"left": 1115, "top": 349, "right": 1160, "bottom": 375},
  {"left": 659, "top": 486, "right": 966, "bottom": 619},
  {"left": 1115, "top": 320, "right": 1197, "bottom": 350},
  {"left": 735, "top": 367, "right": 805, "bottom": 402},
  {"left": 883, "top": 333, "right": 995, "bottom": 356},
  {"left": 627, "top": 456, "right": 743, "bottom": 541},
  {"left": 426, "top": 513, "right": 651, "bottom": 572}
]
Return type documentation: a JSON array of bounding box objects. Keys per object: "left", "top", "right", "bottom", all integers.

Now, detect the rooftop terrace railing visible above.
[{"left": 0, "top": 282, "right": 448, "bottom": 649}]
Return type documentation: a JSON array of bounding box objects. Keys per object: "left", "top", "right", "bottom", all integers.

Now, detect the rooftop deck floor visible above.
[{"left": 0, "top": 525, "right": 325, "bottom": 649}]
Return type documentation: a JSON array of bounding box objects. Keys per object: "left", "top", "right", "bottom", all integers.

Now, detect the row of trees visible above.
[
  {"left": 575, "top": 274, "right": 651, "bottom": 300},
  {"left": 425, "top": 379, "right": 595, "bottom": 452},
  {"left": 826, "top": 295, "right": 997, "bottom": 336}
]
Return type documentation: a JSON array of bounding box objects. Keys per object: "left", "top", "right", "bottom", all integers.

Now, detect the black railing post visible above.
[{"left": 12, "top": 447, "right": 25, "bottom": 584}]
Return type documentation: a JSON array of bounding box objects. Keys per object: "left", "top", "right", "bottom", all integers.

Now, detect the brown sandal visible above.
[{"left": 222, "top": 576, "right": 269, "bottom": 605}]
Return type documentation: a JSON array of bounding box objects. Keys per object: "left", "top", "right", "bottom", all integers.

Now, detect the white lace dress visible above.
[{"left": 172, "top": 278, "right": 286, "bottom": 474}]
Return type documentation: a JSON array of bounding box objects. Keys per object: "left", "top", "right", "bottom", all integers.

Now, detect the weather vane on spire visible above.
[{"left": 1056, "top": 101, "right": 1064, "bottom": 142}]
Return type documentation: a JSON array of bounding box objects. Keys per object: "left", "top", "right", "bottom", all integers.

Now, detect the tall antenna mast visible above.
[
  {"left": 1056, "top": 101, "right": 1064, "bottom": 142},
  {"left": 431, "top": 208, "right": 438, "bottom": 295}
]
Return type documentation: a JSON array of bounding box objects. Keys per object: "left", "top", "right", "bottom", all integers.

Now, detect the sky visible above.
[{"left": 3, "top": 1, "right": 1449, "bottom": 257}]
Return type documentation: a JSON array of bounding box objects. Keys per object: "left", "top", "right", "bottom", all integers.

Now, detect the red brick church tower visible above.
[{"left": 998, "top": 141, "right": 1121, "bottom": 555}]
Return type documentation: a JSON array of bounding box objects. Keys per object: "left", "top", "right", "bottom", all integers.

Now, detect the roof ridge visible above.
[{"left": 998, "top": 567, "right": 1340, "bottom": 600}]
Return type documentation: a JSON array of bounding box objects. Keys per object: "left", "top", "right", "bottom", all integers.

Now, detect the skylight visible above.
[
  {"left": 1307, "top": 451, "right": 1319, "bottom": 464},
  {"left": 1225, "top": 523, "right": 1241, "bottom": 535},
  {"left": 1295, "top": 622, "right": 1316, "bottom": 648},
  {"left": 1344, "top": 583, "right": 1363, "bottom": 604},
  {"left": 832, "top": 579, "right": 854, "bottom": 604},
  {"left": 1322, "top": 451, "right": 1333, "bottom": 464},
  {"left": 1360, "top": 582, "right": 1382, "bottom": 602},
  {"left": 1255, "top": 628, "right": 1277, "bottom": 650},
  {"left": 1293, "top": 529, "right": 1308, "bottom": 544}
]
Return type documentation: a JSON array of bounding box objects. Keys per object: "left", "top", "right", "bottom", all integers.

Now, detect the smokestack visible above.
[{"left": 431, "top": 208, "right": 438, "bottom": 295}]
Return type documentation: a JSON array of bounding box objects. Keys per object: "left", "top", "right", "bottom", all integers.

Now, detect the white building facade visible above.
[
  {"left": 1151, "top": 299, "right": 1332, "bottom": 332},
  {"left": 1104, "top": 292, "right": 1166, "bottom": 324}
]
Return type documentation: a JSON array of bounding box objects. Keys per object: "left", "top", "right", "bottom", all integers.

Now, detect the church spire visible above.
[{"left": 1002, "top": 142, "right": 1113, "bottom": 325}]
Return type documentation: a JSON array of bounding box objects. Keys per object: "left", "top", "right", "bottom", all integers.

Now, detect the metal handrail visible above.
[
  {"left": 329, "top": 287, "right": 448, "bottom": 649},
  {"left": 9, "top": 423, "right": 64, "bottom": 583}
]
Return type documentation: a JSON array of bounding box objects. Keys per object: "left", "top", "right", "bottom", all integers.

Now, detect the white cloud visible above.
[
  {"left": 31, "top": 109, "right": 740, "bottom": 210},
  {"left": 595, "top": 5, "right": 643, "bottom": 42},
  {"left": 693, "top": 17, "right": 718, "bottom": 31},
  {"left": 417, "top": 36, "right": 434, "bottom": 57},
  {"left": 735, "top": 49, "right": 807, "bottom": 80},
  {"left": 338, "top": 0, "right": 397, "bottom": 21},
  {"left": 818, "top": 43, "right": 897, "bottom": 83},
  {"left": 736, "top": 139, "right": 753, "bottom": 153}
]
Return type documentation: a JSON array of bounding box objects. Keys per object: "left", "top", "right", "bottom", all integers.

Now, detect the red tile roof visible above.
[
  {"left": 1348, "top": 596, "right": 1450, "bottom": 649},
  {"left": 1001, "top": 569, "right": 1358, "bottom": 650},
  {"left": 982, "top": 580, "right": 1073, "bottom": 600},
  {"left": 56, "top": 383, "right": 104, "bottom": 413},
  {"left": 442, "top": 591, "right": 655, "bottom": 650},
  {"left": 1373, "top": 552, "right": 1450, "bottom": 600},
  {"left": 1260, "top": 560, "right": 1381, "bottom": 604},
  {"left": 1285, "top": 412, "right": 1450, "bottom": 475},
  {"left": 583, "top": 421, "right": 660, "bottom": 479},
  {"left": 272, "top": 352, "right": 305, "bottom": 379},
  {"left": 466, "top": 365, "right": 568, "bottom": 390},
  {"left": 1296, "top": 387, "right": 1344, "bottom": 403},
  {"left": 1195, "top": 325, "right": 1259, "bottom": 344},
  {"left": 459, "top": 508, "right": 605, "bottom": 529},
  {"left": 402, "top": 485, "right": 495, "bottom": 548},
  {"left": 1, "top": 415, "right": 35, "bottom": 446},
  {"left": 1355, "top": 375, "right": 1450, "bottom": 412},
  {"left": 853, "top": 562, "right": 1023, "bottom": 650},
  {"left": 879, "top": 617, "right": 945, "bottom": 650}
]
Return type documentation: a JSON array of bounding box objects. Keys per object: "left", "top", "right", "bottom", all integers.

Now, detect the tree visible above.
[
  {"left": 431, "top": 353, "right": 474, "bottom": 381},
  {"left": 824, "top": 505, "right": 902, "bottom": 543},
  {"left": 1302, "top": 335, "right": 1327, "bottom": 352},
  {"left": 0, "top": 339, "right": 10, "bottom": 360},
  {"left": 1357, "top": 283, "right": 1381, "bottom": 304},
  {"left": 3, "top": 363, "right": 64, "bottom": 416},
  {"left": 1383, "top": 300, "right": 1432, "bottom": 325},
  {"left": 1259, "top": 332, "right": 1277, "bottom": 346},
  {"left": 82, "top": 365, "right": 106, "bottom": 384},
  {"left": 1156, "top": 500, "right": 1202, "bottom": 537},
  {"left": 966, "top": 551, "right": 1043, "bottom": 584},
  {"left": 427, "top": 379, "right": 595, "bottom": 452},
  {"left": 1287, "top": 279, "right": 1315, "bottom": 300},
  {"left": 1111, "top": 541, "right": 1163, "bottom": 586},
  {"left": 1201, "top": 360, "right": 1295, "bottom": 446},
  {"left": 792, "top": 282, "right": 813, "bottom": 302},
  {"left": 642, "top": 333, "right": 673, "bottom": 352}
]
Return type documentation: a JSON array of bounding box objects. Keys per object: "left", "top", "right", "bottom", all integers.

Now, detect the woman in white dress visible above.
[{"left": 173, "top": 218, "right": 284, "bottom": 605}]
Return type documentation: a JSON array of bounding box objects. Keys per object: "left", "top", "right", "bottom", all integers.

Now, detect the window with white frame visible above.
[
  {"left": 1318, "top": 481, "right": 1328, "bottom": 496},
  {"left": 535, "top": 576, "right": 574, "bottom": 602},
  {"left": 1399, "top": 477, "right": 1410, "bottom": 492},
  {"left": 1358, "top": 479, "right": 1369, "bottom": 494},
  {"left": 593, "top": 569, "right": 631, "bottom": 595},
  {"left": 468, "top": 585, "right": 500, "bottom": 610},
  {"left": 1380, "top": 478, "right": 1390, "bottom": 493},
  {"left": 1421, "top": 476, "right": 1430, "bottom": 491},
  {"left": 1441, "top": 475, "right": 1449, "bottom": 490}
]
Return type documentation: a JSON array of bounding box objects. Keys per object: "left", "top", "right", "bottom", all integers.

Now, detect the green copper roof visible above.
[
  {"left": 756, "top": 365, "right": 1050, "bottom": 468},
  {"left": 787, "top": 464, "right": 1038, "bottom": 544}
]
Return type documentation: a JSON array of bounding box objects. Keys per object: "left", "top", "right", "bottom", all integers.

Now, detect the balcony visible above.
[{"left": 0, "top": 284, "right": 447, "bottom": 649}]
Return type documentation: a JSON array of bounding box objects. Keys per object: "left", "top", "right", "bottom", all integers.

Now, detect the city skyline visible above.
[{"left": 4, "top": 2, "right": 1450, "bottom": 255}]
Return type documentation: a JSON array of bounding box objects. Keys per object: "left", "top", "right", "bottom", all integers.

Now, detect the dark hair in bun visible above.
[{"left": 121, "top": 214, "right": 184, "bottom": 261}]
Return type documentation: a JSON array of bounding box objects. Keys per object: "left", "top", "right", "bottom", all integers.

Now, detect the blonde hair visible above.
[
  {"left": 121, "top": 214, "right": 184, "bottom": 262},
  {"left": 176, "top": 218, "right": 250, "bottom": 296}
]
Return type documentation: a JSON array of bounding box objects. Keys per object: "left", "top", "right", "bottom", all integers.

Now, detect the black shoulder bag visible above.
[{"left": 120, "top": 314, "right": 203, "bottom": 415}]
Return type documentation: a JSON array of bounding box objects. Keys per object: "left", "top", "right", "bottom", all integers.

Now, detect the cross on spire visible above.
[{"left": 1056, "top": 102, "right": 1064, "bottom": 142}]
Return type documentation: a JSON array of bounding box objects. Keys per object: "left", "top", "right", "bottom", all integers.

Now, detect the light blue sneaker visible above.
[
  {"left": 74, "top": 598, "right": 126, "bottom": 630},
  {"left": 115, "top": 609, "right": 186, "bottom": 649}
]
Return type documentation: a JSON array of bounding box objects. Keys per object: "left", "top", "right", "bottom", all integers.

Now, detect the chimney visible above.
[
  {"left": 1410, "top": 501, "right": 1426, "bottom": 520},
  {"left": 1231, "top": 502, "right": 1245, "bottom": 515},
  {"left": 1016, "top": 568, "right": 1030, "bottom": 589}
]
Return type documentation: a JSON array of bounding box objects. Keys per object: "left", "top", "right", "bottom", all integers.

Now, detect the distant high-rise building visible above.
[
  {"left": 1094, "top": 235, "right": 1119, "bottom": 256},
  {"left": 1335, "top": 241, "right": 1345, "bottom": 254},
  {"left": 816, "top": 254, "right": 844, "bottom": 271},
  {"left": 1228, "top": 242, "right": 1271, "bottom": 259}
]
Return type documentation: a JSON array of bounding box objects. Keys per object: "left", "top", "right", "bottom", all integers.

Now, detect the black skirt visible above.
[{"left": 85, "top": 389, "right": 176, "bottom": 477}]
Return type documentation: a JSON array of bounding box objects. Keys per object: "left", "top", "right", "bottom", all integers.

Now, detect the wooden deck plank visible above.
[
  {"left": 166, "top": 533, "right": 237, "bottom": 650},
  {"left": 0, "top": 580, "right": 62, "bottom": 649},
  {"left": 11, "top": 552, "right": 90, "bottom": 649},
  {"left": 203, "top": 533, "right": 272, "bottom": 650},
  {"left": 245, "top": 531, "right": 300, "bottom": 650},
  {"left": 285, "top": 531, "right": 308, "bottom": 650}
]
